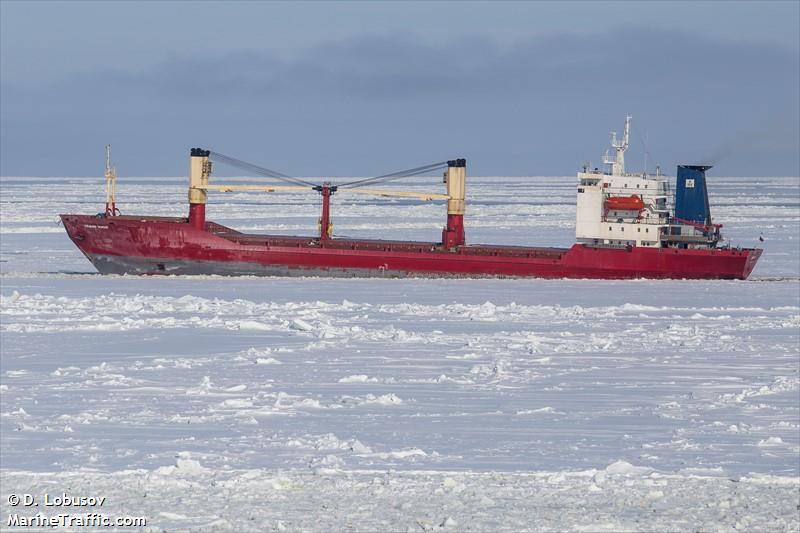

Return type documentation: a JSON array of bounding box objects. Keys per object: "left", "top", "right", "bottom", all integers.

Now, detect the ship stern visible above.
[{"left": 741, "top": 248, "right": 763, "bottom": 279}]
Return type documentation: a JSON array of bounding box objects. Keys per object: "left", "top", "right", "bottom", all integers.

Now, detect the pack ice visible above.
[{"left": 1, "top": 176, "right": 798, "bottom": 531}]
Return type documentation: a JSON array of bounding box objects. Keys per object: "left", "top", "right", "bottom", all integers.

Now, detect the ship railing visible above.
[{"left": 671, "top": 217, "right": 723, "bottom": 231}]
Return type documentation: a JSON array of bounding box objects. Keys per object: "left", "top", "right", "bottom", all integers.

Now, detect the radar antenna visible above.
[{"left": 603, "top": 114, "right": 631, "bottom": 176}]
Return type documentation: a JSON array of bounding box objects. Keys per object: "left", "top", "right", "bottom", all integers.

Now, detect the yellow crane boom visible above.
[{"left": 194, "top": 184, "right": 450, "bottom": 201}]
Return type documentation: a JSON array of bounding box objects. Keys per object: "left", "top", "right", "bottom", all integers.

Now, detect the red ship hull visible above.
[{"left": 60, "top": 215, "right": 762, "bottom": 280}]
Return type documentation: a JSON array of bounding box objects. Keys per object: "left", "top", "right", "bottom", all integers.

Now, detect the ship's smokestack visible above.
[
  {"left": 442, "top": 159, "right": 466, "bottom": 248},
  {"left": 188, "top": 148, "right": 211, "bottom": 230},
  {"left": 675, "top": 165, "right": 712, "bottom": 225}
]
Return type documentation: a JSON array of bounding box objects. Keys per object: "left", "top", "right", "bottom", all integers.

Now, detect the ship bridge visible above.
[{"left": 575, "top": 116, "right": 719, "bottom": 250}]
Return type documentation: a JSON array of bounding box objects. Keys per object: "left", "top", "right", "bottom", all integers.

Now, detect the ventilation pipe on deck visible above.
[
  {"left": 442, "top": 159, "right": 466, "bottom": 248},
  {"left": 188, "top": 148, "right": 212, "bottom": 230}
]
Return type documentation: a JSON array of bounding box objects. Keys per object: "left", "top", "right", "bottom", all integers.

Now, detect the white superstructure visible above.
[
  {"left": 575, "top": 116, "right": 719, "bottom": 249},
  {"left": 576, "top": 116, "right": 669, "bottom": 247}
]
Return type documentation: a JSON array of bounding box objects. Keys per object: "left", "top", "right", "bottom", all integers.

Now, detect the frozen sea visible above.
[{"left": 1, "top": 175, "right": 798, "bottom": 531}]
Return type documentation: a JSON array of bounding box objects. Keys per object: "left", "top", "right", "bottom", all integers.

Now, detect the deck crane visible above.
[{"left": 187, "top": 149, "right": 464, "bottom": 246}]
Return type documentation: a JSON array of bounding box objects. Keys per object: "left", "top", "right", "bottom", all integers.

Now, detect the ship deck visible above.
[{"left": 203, "top": 220, "right": 569, "bottom": 259}]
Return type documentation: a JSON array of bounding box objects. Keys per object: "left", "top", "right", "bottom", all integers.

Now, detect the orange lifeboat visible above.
[{"left": 605, "top": 195, "right": 644, "bottom": 211}]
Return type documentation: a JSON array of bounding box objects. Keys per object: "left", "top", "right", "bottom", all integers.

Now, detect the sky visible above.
[{"left": 1, "top": 0, "right": 798, "bottom": 177}]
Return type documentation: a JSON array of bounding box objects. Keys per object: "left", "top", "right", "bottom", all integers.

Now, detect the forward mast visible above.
[{"left": 104, "top": 145, "right": 119, "bottom": 216}]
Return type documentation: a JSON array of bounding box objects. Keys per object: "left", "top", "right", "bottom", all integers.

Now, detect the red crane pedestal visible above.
[
  {"left": 188, "top": 203, "right": 206, "bottom": 230},
  {"left": 318, "top": 183, "right": 334, "bottom": 240},
  {"left": 442, "top": 214, "right": 465, "bottom": 248}
]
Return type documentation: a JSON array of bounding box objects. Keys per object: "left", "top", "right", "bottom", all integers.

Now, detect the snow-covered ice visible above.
[{"left": 1, "top": 175, "right": 798, "bottom": 531}]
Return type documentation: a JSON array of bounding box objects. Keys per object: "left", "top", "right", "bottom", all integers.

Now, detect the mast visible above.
[
  {"left": 104, "top": 145, "right": 119, "bottom": 216},
  {"left": 605, "top": 115, "right": 631, "bottom": 176}
]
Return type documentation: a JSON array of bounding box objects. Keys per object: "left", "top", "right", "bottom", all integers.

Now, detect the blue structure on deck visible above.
[{"left": 675, "top": 165, "right": 712, "bottom": 225}]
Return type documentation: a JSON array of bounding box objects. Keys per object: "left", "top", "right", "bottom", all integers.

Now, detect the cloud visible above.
[
  {"left": 103, "top": 28, "right": 794, "bottom": 99},
  {"left": 2, "top": 28, "right": 798, "bottom": 176}
]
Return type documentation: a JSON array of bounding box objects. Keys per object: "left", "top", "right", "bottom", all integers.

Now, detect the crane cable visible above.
[
  {"left": 337, "top": 161, "right": 450, "bottom": 189},
  {"left": 208, "top": 150, "right": 450, "bottom": 192},
  {"left": 208, "top": 151, "right": 317, "bottom": 188}
]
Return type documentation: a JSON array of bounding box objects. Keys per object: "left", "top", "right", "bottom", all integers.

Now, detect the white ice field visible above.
[{"left": 1, "top": 175, "right": 798, "bottom": 531}]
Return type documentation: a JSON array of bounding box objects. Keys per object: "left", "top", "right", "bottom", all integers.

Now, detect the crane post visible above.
[
  {"left": 188, "top": 148, "right": 211, "bottom": 230},
  {"left": 316, "top": 183, "right": 335, "bottom": 240},
  {"left": 442, "top": 158, "right": 466, "bottom": 248}
]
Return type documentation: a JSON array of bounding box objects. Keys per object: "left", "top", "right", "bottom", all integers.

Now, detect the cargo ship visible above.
[{"left": 61, "top": 117, "right": 761, "bottom": 279}]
